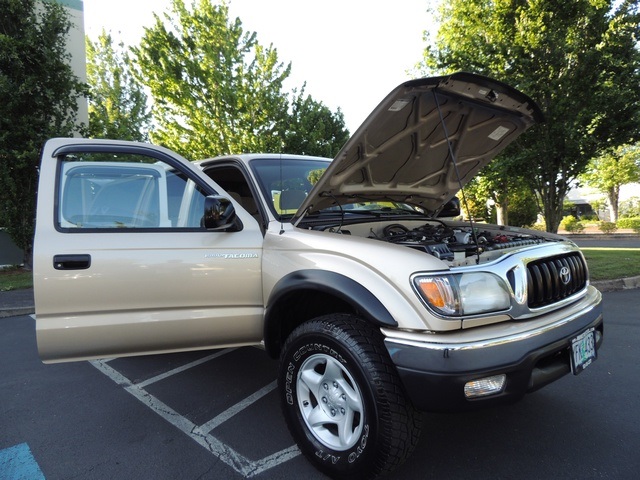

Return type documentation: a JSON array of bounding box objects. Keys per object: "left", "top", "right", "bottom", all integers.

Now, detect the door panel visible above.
[{"left": 35, "top": 139, "right": 264, "bottom": 362}]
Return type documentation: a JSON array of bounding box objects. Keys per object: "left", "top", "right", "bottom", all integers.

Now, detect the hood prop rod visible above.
[{"left": 432, "top": 89, "right": 482, "bottom": 265}]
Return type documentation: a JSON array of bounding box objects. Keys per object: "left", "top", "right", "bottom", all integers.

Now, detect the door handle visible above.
[{"left": 53, "top": 254, "right": 91, "bottom": 270}]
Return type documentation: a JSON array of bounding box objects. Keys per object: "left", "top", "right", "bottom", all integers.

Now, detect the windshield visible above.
[
  {"left": 250, "top": 158, "right": 423, "bottom": 220},
  {"left": 250, "top": 158, "right": 328, "bottom": 218}
]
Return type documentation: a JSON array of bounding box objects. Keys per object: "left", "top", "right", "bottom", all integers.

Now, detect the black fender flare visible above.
[{"left": 263, "top": 269, "right": 397, "bottom": 357}]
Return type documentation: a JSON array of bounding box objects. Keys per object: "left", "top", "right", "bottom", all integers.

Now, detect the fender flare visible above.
[{"left": 264, "top": 269, "right": 397, "bottom": 357}]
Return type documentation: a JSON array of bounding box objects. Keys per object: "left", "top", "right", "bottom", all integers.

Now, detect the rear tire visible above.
[{"left": 278, "top": 314, "right": 421, "bottom": 479}]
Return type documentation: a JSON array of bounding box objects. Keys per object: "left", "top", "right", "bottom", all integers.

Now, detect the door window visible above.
[{"left": 57, "top": 151, "right": 208, "bottom": 230}]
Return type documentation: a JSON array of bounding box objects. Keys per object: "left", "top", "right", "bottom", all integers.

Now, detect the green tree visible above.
[
  {"left": 307, "top": 168, "right": 327, "bottom": 185},
  {"left": 461, "top": 168, "right": 538, "bottom": 227},
  {"left": 133, "top": 0, "right": 291, "bottom": 159},
  {"left": 459, "top": 177, "right": 493, "bottom": 221},
  {"left": 0, "top": 0, "right": 86, "bottom": 266},
  {"left": 86, "top": 29, "right": 152, "bottom": 141},
  {"left": 580, "top": 144, "right": 640, "bottom": 222},
  {"left": 283, "top": 85, "right": 350, "bottom": 157},
  {"left": 507, "top": 184, "right": 539, "bottom": 228},
  {"left": 471, "top": 157, "right": 528, "bottom": 226},
  {"left": 420, "top": 0, "right": 640, "bottom": 232}
]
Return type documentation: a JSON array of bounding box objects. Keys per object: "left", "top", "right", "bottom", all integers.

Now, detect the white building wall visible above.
[{"left": 51, "top": 0, "right": 89, "bottom": 133}]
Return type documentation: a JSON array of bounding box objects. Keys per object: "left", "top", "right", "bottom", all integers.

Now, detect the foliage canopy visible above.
[
  {"left": 86, "top": 30, "right": 152, "bottom": 141},
  {"left": 133, "top": 0, "right": 292, "bottom": 158},
  {"left": 283, "top": 85, "right": 349, "bottom": 157},
  {"left": 0, "top": 0, "right": 86, "bottom": 265},
  {"left": 132, "top": 0, "right": 348, "bottom": 160},
  {"left": 580, "top": 144, "right": 640, "bottom": 222},
  {"left": 420, "top": 0, "right": 640, "bottom": 232}
]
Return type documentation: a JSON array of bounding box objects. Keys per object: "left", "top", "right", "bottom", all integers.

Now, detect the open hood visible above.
[{"left": 293, "top": 72, "right": 543, "bottom": 222}]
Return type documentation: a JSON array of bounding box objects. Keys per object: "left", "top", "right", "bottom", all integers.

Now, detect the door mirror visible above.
[
  {"left": 437, "top": 197, "right": 461, "bottom": 218},
  {"left": 203, "top": 196, "right": 240, "bottom": 231}
]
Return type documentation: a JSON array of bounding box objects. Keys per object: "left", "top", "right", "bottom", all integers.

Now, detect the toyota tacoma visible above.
[{"left": 34, "top": 72, "right": 603, "bottom": 479}]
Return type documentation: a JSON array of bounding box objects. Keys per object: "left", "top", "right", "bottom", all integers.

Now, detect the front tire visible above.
[{"left": 278, "top": 314, "right": 421, "bottom": 479}]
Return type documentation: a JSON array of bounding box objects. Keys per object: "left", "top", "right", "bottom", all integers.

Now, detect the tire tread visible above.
[{"left": 279, "top": 313, "right": 422, "bottom": 478}]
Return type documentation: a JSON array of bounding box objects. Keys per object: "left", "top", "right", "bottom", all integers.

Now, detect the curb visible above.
[
  {"left": 591, "top": 275, "right": 640, "bottom": 292},
  {"left": 561, "top": 232, "right": 640, "bottom": 239},
  {"left": 0, "top": 307, "right": 35, "bottom": 319}
]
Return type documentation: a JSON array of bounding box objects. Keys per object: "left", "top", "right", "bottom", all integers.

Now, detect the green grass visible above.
[
  {"left": 0, "top": 267, "right": 33, "bottom": 292},
  {"left": 1, "top": 248, "right": 639, "bottom": 291},
  {"left": 580, "top": 248, "right": 640, "bottom": 281}
]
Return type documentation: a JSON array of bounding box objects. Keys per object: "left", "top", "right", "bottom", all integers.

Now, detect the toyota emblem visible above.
[{"left": 559, "top": 266, "right": 571, "bottom": 285}]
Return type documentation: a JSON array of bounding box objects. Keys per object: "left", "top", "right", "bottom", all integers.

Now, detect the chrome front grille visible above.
[{"left": 526, "top": 252, "right": 587, "bottom": 308}]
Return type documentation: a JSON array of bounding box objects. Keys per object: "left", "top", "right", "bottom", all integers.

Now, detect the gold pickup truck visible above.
[{"left": 34, "top": 72, "right": 602, "bottom": 479}]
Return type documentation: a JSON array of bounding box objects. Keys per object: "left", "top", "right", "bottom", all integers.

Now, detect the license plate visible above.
[{"left": 570, "top": 327, "right": 597, "bottom": 375}]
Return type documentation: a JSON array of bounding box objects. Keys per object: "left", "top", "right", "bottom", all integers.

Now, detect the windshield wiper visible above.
[{"left": 343, "top": 208, "right": 425, "bottom": 217}]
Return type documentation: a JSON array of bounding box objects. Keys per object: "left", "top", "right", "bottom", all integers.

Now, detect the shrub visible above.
[
  {"left": 526, "top": 223, "right": 546, "bottom": 231},
  {"left": 598, "top": 221, "right": 618, "bottom": 234},
  {"left": 507, "top": 188, "right": 539, "bottom": 227},
  {"left": 571, "top": 222, "right": 585, "bottom": 233},
  {"left": 619, "top": 197, "right": 640, "bottom": 218},
  {"left": 560, "top": 215, "right": 585, "bottom": 233},
  {"left": 617, "top": 217, "right": 640, "bottom": 233},
  {"left": 560, "top": 215, "right": 575, "bottom": 229}
]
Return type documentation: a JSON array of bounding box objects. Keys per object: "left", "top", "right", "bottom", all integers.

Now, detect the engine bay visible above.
[{"left": 318, "top": 219, "right": 553, "bottom": 266}]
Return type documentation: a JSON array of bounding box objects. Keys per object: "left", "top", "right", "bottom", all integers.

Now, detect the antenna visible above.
[
  {"left": 279, "top": 153, "right": 285, "bottom": 235},
  {"left": 433, "top": 89, "right": 482, "bottom": 265}
]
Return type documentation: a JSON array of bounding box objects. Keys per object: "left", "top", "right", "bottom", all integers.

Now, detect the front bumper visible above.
[{"left": 384, "top": 287, "right": 603, "bottom": 412}]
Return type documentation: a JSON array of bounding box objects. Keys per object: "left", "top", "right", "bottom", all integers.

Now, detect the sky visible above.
[{"left": 82, "top": 0, "right": 438, "bottom": 133}]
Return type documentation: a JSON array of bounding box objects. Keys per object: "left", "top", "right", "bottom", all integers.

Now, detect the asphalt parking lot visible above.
[
  {"left": 89, "top": 348, "right": 300, "bottom": 477},
  {"left": 1, "top": 290, "right": 640, "bottom": 479},
  {"left": 0, "top": 319, "right": 321, "bottom": 479}
]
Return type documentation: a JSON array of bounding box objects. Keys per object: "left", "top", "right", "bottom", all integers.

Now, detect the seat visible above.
[{"left": 279, "top": 190, "right": 307, "bottom": 211}]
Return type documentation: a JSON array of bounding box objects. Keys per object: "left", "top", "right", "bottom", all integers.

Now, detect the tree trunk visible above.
[
  {"left": 544, "top": 206, "right": 562, "bottom": 233},
  {"left": 495, "top": 195, "right": 508, "bottom": 225},
  {"left": 607, "top": 186, "right": 619, "bottom": 223},
  {"left": 494, "top": 181, "right": 509, "bottom": 226},
  {"left": 496, "top": 205, "right": 506, "bottom": 225},
  {"left": 542, "top": 186, "right": 564, "bottom": 233}
]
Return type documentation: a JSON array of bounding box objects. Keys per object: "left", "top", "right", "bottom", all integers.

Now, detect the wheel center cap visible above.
[{"left": 321, "top": 382, "right": 346, "bottom": 417}]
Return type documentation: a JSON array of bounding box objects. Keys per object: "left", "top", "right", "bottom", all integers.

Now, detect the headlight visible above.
[{"left": 414, "top": 272, "right": 511, "bottom": 317}]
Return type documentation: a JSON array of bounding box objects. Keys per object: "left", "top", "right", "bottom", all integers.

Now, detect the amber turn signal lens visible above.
[{"left": 418, "top": 280, "right": 446, "bottom": 307}]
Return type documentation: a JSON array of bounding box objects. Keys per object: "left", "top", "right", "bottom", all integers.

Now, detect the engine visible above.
[{"left": 374, "top": 221, "right": 547, "bottom": 261}]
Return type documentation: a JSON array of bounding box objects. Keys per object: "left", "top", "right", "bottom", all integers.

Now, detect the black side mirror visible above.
[
  {"left": 203, "top": 196, "right": 240, "bottom": 231},
  {"left": 437, "top": 197, "right": 461, "bottom": 218}
]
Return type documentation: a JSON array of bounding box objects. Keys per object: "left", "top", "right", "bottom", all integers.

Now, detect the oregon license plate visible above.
[{"left": 570, "top": 327, "right": 597, "bottom": 375}]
